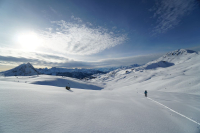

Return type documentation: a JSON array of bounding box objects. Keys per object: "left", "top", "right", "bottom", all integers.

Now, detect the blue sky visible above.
[{"left": 0, "top": 0, "right": 200, "bottom": 71}]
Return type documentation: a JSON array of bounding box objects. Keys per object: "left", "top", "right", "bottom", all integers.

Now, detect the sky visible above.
[{"left": 0, "top": 0, "right": 200, "bottom": 71}]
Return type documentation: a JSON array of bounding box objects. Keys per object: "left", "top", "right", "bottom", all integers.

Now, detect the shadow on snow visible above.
[{"left": 32, "top": 78, "right": 103, "bottom": 90}]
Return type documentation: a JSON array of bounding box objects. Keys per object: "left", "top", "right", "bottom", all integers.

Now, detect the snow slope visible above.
[
  {"left": 0, "top": 49, "right": 200, "bottom": 132},
  {"left": 91, "top": 49, "right": 200, "bottom": 95}
]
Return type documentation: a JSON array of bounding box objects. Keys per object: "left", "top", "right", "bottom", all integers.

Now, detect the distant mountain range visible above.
[
  {"left": 0, "top": 62, "right": 140, "bottom": 79},
  {"left": 1, "top": 49, "right": 196, "bottom": 79},
  {"left": 36, "top": 64, "right": 140, "bottom": 79}
]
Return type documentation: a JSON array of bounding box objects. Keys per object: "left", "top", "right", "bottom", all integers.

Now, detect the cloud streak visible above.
[
  {"left": 0, "top": 47, "right": 162, "bottom": 71},
  {"left": 38, "top": 20, "right": 127, "bottom": 55},
  {"left": 0, "top": 48, "right": 70, "bottom": 68},
  {"left": 151, "top": 0, "right": 196, "bottom": 35}
]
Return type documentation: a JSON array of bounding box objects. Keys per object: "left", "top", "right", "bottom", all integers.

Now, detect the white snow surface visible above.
[{"left": 0, "top": 49, "right": 200, "bottom": 133}]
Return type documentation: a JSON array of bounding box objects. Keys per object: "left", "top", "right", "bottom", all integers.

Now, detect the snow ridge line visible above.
[{"left": 138, "top": 92, "right": 200, "bottom": 126}]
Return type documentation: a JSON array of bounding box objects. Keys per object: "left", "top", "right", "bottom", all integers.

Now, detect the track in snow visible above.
[{"left": 138, "top": 92, "right": 200, "bottom": 126}]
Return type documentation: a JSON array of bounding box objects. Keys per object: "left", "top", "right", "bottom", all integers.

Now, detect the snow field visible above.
[{"left": 0, "top": 81, "right": 199, "bottom": 133}]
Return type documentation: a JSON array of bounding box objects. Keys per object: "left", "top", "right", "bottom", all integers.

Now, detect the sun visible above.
[{"left": 17, "top": 31, "right": 41, "bottom": 51}]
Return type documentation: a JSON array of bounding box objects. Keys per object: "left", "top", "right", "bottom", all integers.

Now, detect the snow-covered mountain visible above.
[
  {"left": 0, "top": 62, "right": 40, "bottom": 76},
  {"left": 37, "top": 67, "right": 106, "bottom": 79},
  {"left": 156, "top": 49, "right": 197, "bottom": 64},
  {"left": 90, "top": 49, "right": 199, "bottom": 84},
  {"left": 135, "top": 49, "right": 197, "bottom": 70},
  {"left": 37, "top": 67, "right": 104, "bottom": 75}
]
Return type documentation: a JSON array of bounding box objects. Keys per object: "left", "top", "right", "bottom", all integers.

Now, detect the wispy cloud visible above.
[
  {"left": 86, "top": 22, "right": 93, "bottom": 26},
  {"left": 71, "top": 15, "right": 82, "bottom": 23},
  {"left": 91, "top": 54, "right": 163, "bottom": 68},
  {"left": 38, "top": 20, "right": 127, "bottom": 55},
  {"left": 49, "top": 6, "right": 57, "bottom": 14},
  {"left": 0, "top": 48, "right": 69, "bottom": 66},
  {"left": 151, "top": 0, "right": 196, "bottom": 35}
]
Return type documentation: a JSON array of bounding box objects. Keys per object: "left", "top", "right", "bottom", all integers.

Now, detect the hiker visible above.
[{"left": 144, "top": 90, "right": 147, "bottom": 97}]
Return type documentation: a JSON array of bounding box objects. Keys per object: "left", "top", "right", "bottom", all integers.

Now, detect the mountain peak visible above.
[
  {"left": 27, "top": 62, "right": 32, "bottom": 66},
  {"left": 0, "top": 62, "right": 40, "bottom": 76},
  {"left": 164, "top": 49, "right": 197, "bottom": 57}
]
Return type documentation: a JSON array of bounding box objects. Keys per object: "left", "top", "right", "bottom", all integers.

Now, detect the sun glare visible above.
[{"left": 17, "top": 32, "right": 41, "bottom": 51}]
